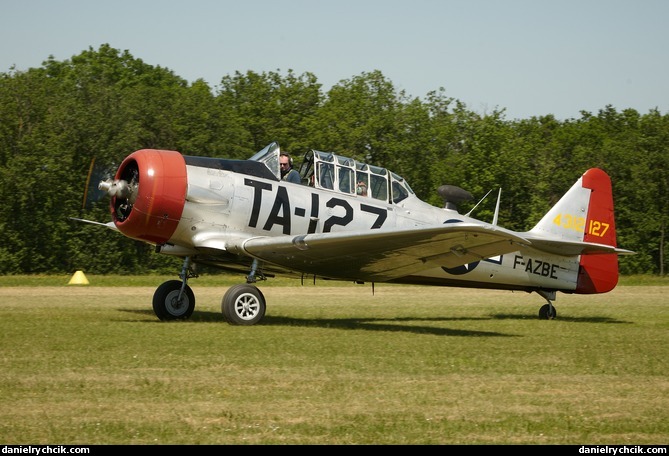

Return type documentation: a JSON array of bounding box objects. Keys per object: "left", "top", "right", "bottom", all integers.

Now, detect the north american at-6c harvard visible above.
[{"left": 74, "top": 142, "right": 634, "bottom": 325}]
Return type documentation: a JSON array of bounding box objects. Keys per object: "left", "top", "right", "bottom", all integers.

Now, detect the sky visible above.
[{"left": 1, "top": 0, "right": 667, "bottom": 120}]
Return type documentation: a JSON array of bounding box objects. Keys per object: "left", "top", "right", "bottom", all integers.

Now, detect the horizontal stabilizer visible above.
[{"left": 523, "top": 236, "right": 635, "bottom": 256}]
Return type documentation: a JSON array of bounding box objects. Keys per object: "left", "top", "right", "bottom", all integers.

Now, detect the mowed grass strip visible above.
[{"left": 0, "top": 279, "right": 667, "bottom": 444}]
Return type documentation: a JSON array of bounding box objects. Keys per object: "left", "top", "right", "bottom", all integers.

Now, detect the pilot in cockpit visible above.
[{"left": 280, "top": 153, "right": 301, "bottom": 184}]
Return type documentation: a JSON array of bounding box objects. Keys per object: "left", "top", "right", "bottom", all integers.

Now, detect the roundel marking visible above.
[{"left": 442, "top": 261, "right": 480, "bottom": 275}]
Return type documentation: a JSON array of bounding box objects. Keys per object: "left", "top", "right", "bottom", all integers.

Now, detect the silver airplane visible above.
[{"left": 75, "top": 141, "right": 634, "bottom": 325}]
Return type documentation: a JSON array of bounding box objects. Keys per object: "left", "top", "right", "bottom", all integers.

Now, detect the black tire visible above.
[
  {"left": 538, "top": 303, "right": 557, "bottom": 320},
  {"left": 222, "top": 284, "right": 266, "bottom": 326},
  {"left": 152, "top": 280, "right": 195, "bottom": 321}
]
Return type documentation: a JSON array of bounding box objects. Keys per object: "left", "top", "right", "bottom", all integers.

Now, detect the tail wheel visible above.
[
  {"left": 222, "top": 284, "right": 266, "bottom": 326},
  {"left": 539, "top": 303, "right": 557, "bottom": 320},
  {"left": 153, "top": 280, "right": 195, "bottom": 321}
]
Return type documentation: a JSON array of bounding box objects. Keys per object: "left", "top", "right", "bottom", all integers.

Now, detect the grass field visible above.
[{"left": 0, "top": 275, "right": 667, "bottom": 444}]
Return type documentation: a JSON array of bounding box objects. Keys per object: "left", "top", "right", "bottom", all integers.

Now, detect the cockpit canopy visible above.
[{"left": 250, "top": 142, "right": 414, "bottom": 204}]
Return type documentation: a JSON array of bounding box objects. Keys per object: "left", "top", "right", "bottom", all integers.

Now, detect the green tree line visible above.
[{"left": 0, "top": 45, "right": 666, "bottom": 276}]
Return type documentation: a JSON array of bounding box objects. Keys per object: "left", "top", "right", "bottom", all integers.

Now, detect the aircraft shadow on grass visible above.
[
  {"left": 490, "top": 313, "right": 631, "bottom": 324},
  {"left": 117, "top": 308, "right": 630, "bottom": 337}
]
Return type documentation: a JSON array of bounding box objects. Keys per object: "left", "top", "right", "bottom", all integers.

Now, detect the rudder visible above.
[{"left": 576, "top": 168, "right": 619, "bottom": 294}]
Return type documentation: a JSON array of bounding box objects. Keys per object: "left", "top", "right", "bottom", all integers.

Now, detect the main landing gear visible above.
[
  {"left": 151, "top": 256, "right": 267, "bottom": 326},
  {"left": 220, "top": 283, "right": 266, "bottom": 325},
  {"left": 536, "top": 290, "right": 557, "bottom": 320}
]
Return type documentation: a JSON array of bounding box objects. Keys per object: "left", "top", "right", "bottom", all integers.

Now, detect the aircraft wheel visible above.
[
  {"left": 538, "top": 303, "right": 557, "bottom": 320},
  {"left": 152, "top": 280, "right": 195, "bottom": 321},
  {"left": 222, "top": 284, "right": 266, "bottom": 326}
]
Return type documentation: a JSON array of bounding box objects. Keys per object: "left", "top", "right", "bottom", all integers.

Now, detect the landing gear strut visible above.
[
  {"left": 152, "top": 256, "right": 197, "bottom": 320},
  {"left": 537, "top": 290, "right": 557, "bottom": 320}
]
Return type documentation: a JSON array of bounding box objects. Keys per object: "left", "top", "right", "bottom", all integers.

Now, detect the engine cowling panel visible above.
[{"left": 110, "top": 149, "right": 187, "bottom": 244}]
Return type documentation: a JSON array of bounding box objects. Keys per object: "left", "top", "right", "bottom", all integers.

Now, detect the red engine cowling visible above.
[{"left": 110, "top": 149, "right": 187, "bottom": 244}]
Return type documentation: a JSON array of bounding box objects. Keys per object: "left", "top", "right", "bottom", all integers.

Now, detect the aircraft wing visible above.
[
  {"left": 227, "top": 223, "right": 530, "bottom": 282},
  {"left": 69, "top": 217, "right": 119, "bottom": 231}
]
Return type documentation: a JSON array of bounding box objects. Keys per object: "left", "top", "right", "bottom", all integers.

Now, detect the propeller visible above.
[{"left": 81, "top": 157, "right": 116, "bottom": 210}]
